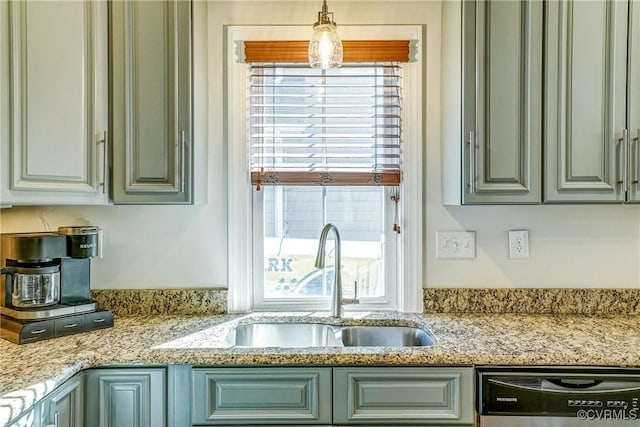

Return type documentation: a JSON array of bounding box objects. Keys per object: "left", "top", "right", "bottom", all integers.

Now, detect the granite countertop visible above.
[{"left": 2, "top": 311, "right": 640, "bottom": 425}]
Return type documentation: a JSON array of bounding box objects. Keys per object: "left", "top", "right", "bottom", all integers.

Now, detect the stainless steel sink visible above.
[
  {"left": 227, "top": 322, "right": 435, "bottom": 348},
  {"left": 228, "top": 323, "right": 339, "bottom": 347},
  {"left": 338, "top": 326, "right": 435, "bottom": 347}
]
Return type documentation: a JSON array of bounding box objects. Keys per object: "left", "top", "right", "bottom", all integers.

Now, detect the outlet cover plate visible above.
[
  {"left": 508, "top": 230, "right": 529, "bottom": 259},
  {"left": 436, "top": 231, "right": 476, "bottom": 259}
]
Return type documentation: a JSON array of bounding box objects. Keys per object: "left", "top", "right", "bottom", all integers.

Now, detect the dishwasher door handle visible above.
[{"left": 488, "top": 378, "right": 640, "bottom": 394}]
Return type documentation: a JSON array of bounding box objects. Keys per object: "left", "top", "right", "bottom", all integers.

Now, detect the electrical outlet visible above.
[
  {"left": 508, "top": 230, "right": 529, "bottom": 259},
  {"left": 436, "top": 231, "right": 476, "bottom": 259}
]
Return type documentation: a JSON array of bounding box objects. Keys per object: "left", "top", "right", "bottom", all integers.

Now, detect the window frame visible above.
[{"left": 226, "top": 25, "right": 423, "bottom": 313}]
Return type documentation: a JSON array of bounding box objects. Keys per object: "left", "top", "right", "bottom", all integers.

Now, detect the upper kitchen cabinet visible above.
[
  {"left": 628, "top": 0, "right": 640, "bottom": 203},
  {"left": 110, "top": 0, "right": 193, "bottom": 204},
  {"left": 442, "top": 0, "right": 543, "bottom": 205},
  {"left": 0, "top": 0, "right": 109, "bottom": 206},
  {"left": 545, "top": 0, "right": 633, "bottom": 203}
]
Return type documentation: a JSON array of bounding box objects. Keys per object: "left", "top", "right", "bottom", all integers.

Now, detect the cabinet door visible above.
[
  {"left": 0, "top": 0, "right": 108, "bottom": 206},
  {"left": 41, "top": 375, "right": 83, "bottom": 427},
  {"left": 191, "top": 367, "right": 332, "bottom": 425},
  {"left": 333, "top": 367, "right": 474, "bottom": 425},
  {"left": 85, "top": 368, "right": 166, "bottom": 427},
  {"left": 462, "top": 0, "right": 542, "bottom": 204},
  {"left": 545, "top": 0, "right": 628, "bottom": 203},
  {"left": 628, "top": 0, "right": 640, "bottom": 203},
  {"left": 110, "top": 0, "right": 193, "bottom": 204}
]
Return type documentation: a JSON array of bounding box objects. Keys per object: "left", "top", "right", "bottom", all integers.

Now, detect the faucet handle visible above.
[{"left": 344, "top": 281, "right": 359, "bottom": 305}]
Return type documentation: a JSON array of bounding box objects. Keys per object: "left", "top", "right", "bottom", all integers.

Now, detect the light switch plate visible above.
[{"left": 436, "top": 231, "right": 476, "bottom": 259}]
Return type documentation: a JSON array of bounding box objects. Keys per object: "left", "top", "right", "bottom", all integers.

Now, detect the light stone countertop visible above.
[{"left": 2, "top": 311, "right": 640, "bottom": 426}]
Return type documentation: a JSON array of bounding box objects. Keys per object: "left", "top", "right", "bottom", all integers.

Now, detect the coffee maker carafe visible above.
[
  {"left": 1, "top": 232, "right": 66, "bottom": 311},
  {"left": 0, "top": 227, "right": 113, "bottom": 344},
  {"left": 1, "top": 265, "right": 61, "bottom": 308}
]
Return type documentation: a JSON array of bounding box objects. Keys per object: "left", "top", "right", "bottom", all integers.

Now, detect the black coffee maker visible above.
[{"left": 0, "top": 226, "right": 113, "bottom": 344}]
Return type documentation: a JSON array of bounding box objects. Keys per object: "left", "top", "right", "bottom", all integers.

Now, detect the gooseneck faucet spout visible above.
[{"left": 314, "top": 223, "right": 358, "bottom": 317}]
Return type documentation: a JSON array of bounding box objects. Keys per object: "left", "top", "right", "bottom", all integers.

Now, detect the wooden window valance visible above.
[{"left": 244, "top": 40, "right": 410, "bottom": 63}]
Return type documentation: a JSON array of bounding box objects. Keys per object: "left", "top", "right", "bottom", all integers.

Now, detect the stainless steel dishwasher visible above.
[{"left": 477, "top": 367, "right": 640, "bottom": 426}]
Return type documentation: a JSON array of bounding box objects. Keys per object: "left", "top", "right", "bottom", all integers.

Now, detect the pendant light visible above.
[{"left": 308, "top": 0, "right": 343, "bottom": 69}]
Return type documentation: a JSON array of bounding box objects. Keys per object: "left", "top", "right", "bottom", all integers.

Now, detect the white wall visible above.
[{"left": 1, "top": 0, "right": 639, "bottom": 290}]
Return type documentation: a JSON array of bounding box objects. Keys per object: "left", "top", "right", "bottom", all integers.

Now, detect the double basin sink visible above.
[{"left": 227, "top": 322, "right": 435, "bottom": 348}]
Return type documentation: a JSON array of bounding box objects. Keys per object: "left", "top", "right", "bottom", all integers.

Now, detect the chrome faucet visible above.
[{"left": 314, "top": 223, "right": 359, "bottom": 317}]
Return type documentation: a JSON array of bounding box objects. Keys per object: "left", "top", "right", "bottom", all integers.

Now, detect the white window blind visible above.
[{"left": 249, "top": 62, "right": 402, "bottom": 188}]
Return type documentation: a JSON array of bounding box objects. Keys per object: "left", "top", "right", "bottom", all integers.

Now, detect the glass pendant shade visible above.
[
  {"left": 309, "top": 23, "right": 343, "bottom": 69},
  {"left": 308, "top": 0, "right": 343, "bottom": 69}
]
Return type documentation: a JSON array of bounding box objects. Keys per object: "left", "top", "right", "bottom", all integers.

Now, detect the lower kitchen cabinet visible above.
[
  {"left": 191, "top": 367, "right": 332, "bottom": 425},
  {"left": 8, "top": 366, "right": 474, "bottom": 427},
  {"left": 7, "top": 374, "right": 84, "bottom": 427},
  {"left": 41, "top": 374, "right": 84, "bottom": 427},
  {"left": 334, "top": 367, "right": 474, "bottom": 426},
  {"left": 191, "top": 366, "right": 472, "bottom": 427},
  {"left": 84, "top": 368, "right": 166, "bottom": 427}
]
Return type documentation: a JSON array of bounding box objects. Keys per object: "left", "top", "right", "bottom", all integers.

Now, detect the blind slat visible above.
[
  {"left": 250, "top": 143, "right": 400, "bottom": 148},
  {"left": 251, "top": 113, "right": 400, "bottom": 118},
  {"left": 250, "top": 126, "right": 400, "bottom": 130}
]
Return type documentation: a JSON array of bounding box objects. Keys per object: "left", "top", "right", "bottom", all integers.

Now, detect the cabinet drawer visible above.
[
  {"left": 84, "top": 310, "right": 114, "bottom": 331},
  {"left": 333, "top": 367, "right": 473, "bottom": 425},
  {"left": 21, "top": 319, "right": 55, "bottom": 343},
  {"left": 54, "top": 314, "right": 85, "bottom": 337},
  {"left": 192, "top": 367, "right": 332, "bottom": 425}
]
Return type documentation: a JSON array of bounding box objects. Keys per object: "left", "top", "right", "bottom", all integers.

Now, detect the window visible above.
[
  {"left": 248, "top": 59, "right": 401, "bottom": 308},
  {"left": 227, "top": 26, "right": 423, "bottom": 313},
  {"left": 256, "top": 186, "right": 395, "bottom": 305}
]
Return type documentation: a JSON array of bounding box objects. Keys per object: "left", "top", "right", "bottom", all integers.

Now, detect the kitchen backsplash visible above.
[
  {"left": 91, "top": 289, "right": 228, "bottom": 316},
  {"left": 92, "top": 288, "right": 639, "bottom": 316},
  {"left": 423, "top": 288, "right": 640, "bottom": 315}
]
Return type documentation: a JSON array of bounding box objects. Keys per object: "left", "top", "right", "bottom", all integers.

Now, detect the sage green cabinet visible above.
[
  {"left": 190, "top": 366, "right": 472, "bottom": 427},
  {"left": 461, "top": 0, "right": 542, "bottom": 204},
  {"left": 0, "top": 0, "right": 109, "bottom": 206},
  {"left": 544, "top": 0, "right": 637, "bottom": 203},
  {"left": 628, "top": 0, "right": 640, "bottom": 203},
  {"left": 333, "top": 367, "right": 473, "bottom": 426},
  {"left": 444, "top": 0, "right": 640, "bottom": 205},
  {"left": 85, "top": 368, "right": 166, "bottom": 427},
  {"left": 110, "top": 0, "right": 193, "bottom": 204},
  {"left": 8, "top": 366, "right": 476, "bottom": 427},
  {"left": 191, "top": 367, "right": 332, "bottom": 425},
  {"left": 7, "top": 374, "right": 84, "bottom": 427},
  {"left": 41, "top": 374, "right": 84, "bottom": 427}
]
